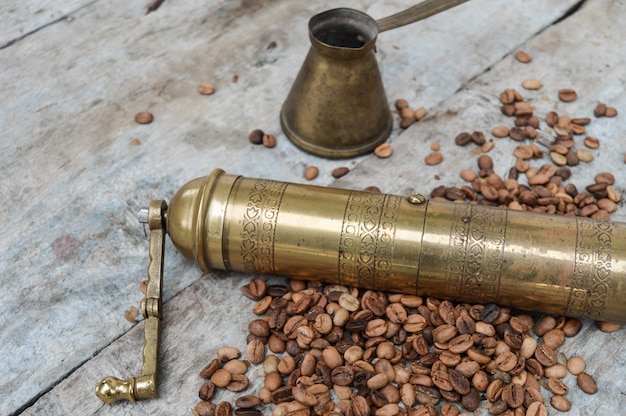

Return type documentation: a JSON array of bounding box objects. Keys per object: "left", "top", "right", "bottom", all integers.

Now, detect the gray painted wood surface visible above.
[{"left": 2, "top": 0, "right": 624, "bottom": 415}]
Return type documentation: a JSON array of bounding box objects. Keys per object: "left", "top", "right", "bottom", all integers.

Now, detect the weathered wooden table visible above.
[{"left": 2, "top": 0, "right": 625, "bottom": 415}]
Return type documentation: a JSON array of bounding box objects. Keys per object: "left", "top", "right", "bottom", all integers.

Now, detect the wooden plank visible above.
[
  {"left": 0, "top": 0, "right": 590, "bottom": 414},
  {"left": 0, "top": 0, "right": 99, "bottom": 48}
]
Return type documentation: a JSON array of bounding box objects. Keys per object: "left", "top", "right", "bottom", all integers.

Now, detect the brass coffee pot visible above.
[{"left": 280, "top": 0, "right": 469, "bottom": 158}]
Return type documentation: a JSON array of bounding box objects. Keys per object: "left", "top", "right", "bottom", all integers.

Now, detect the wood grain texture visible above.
[{"left": 2, "top": 0, "right": 622, "bottom": 415}]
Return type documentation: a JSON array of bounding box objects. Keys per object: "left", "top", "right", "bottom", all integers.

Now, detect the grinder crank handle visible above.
[
  {"left": 376, "top": 0, "right": 469, "bottom": 33},
  {"left": 95, "top": 200, "right": 167, "bottom": 403}
]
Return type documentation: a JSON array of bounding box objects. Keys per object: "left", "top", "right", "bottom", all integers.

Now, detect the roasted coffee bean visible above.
[
  {"left": 550, "top": 395, "right": 571, "bottom": 412},
  {"left": 375, "top": 143, "right": 393, "bottom": 158},
  {"left": 262, "top": 134, "right": 276, "bottom": 148},
  {"left": 235, "top": 395, "right": 261, "bottom": 409},
  {"left": 448, "top": 368, "right": 471, "bottom": 395},
  {"left": 200, "top": 358, "right": 220, "bottom": 379},
  {"left": 248, "top": 129, "right": 264, "bottom": 145},
  {"left": 192, "top": 401, "right": 217, "bottom": 416},
  {"left": 455, "top": 132, "right": 472, "bottom": 146},
  {"left": 526, "top": 402, "right": 548, "bottom": 416},
  {"left": 271, "top": 386, "right": 294, "bottom": 404},
  {"left": 534, "top": 344, "right": 557, "bottom": 367},
  {"left": 577, "top": 372, "right": 598, "bottom": 394},
  {"left": 461, "top": 388, "right": 481, "bottom": 412},
  {"left": 480, "top": 304, "right": 500, "bottom": 323},
  {"left": 415, "top": 385, "right": 441, "bottom": 406},
  {"left": 471, "top": 131, "right": 486, "bottom": 145},
  {"left": 227, "top": 374, "right": 250, "bottom": 392},
  {"left": 567, "top": 356, "right": 586, "bottom": 375},
  {"left": 547, "top": 377, "right": 569, "bottom": 395},
  {"left": 558, "top": 89, "right": 577, "bottom": 102},
  {"left": 242, "top": 278, "right": 267, "bottom": 300},
  {"left": 215, "top": 401, "right": 233, "bottom": 416},
  {"left": 488, "top": 399, "right": 508, "bottom": 415},
  {"left": 234, "top": 410, "right": 261, "bottom": 416},
  {"left": 246, "top": 339, "right": 265, "bottom": 365},
  {"left": 425, "top": 152, "right": 444, "bottom": 166},
  {"left": 199, "top": 381, "right": 216, "bottom": 401}
]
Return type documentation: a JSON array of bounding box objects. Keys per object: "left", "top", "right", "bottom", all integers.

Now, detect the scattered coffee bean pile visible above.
[
  {"left": 395, "top": 85, "right": 621, "bottom": 220},
  {"left": 192, "top": 278, "right": 604, "bottom": 416}
]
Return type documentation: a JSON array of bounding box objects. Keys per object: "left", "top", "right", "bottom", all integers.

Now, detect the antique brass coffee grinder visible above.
[{"left": 97, "top": 169, "right": 626, "bottom": 403}]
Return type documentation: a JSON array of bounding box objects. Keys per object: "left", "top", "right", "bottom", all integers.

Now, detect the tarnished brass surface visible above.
[
  {"left": 280, "top": 8, "right": 392, "bottom": 158},
  {"left": 280, "top": 1, "right": 470, "bottom": 158},
  {"left": 168, "top": 170, "right": 626, "bottom": 322},
  {"left": 96, "top": 200, "right": 166, "bottom": 403}
]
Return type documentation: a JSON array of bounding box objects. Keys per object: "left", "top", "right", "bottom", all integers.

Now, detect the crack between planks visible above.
[
  {"left": 12, "top": 276, "right": 199, "bottom": 415},
  {"left": 452, "top": 0, "right": 589, "bottom": 97},
  {"left": 1, "top": 0, "right": 102, "bottom": 51}
]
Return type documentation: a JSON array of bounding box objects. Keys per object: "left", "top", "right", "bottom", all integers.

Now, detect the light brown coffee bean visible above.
[
  {"left": 550, "top": 395, "right": 571, "bottom": 412},
  {"left": 441, "top": 403, "right": 460, "bottom": 416},
  {"left": 576, "top": 148, "right": 594, "bottom": 162},
  {"left": 135, "top": 111, "right": 153, "bottom": 124},
  {"left": 460, "top": 169, "right": 477, "bottom": 182},
  {"left": 367, "top": 372, "right": 389, "bottom": 390},
  {"left": 544, "top": 363, "right": 567, "bottom": 379},
  {"left": 543, "top": 328, "right": 565, "bottom": 350},
  {"left": 492, "top": 125, "right": 510, "bottom": 138},
  {"left": 583, "top": 136, "right": 600, "bottom": 149},
  {"left": 193, "top": 401, "right": 217, "bottom": 416},
  {"left": 227, "top": 374, "right": 250, "bottom": 392},
  {"left": 395, "top": 98, "right": 409, "bottom": 110},
  {"left": 211, "top": 368, "right": 232, "bottom": 388},
  {"left": 525, "top": 402, "right": 548, "bottom": 416},
  {"left": 567, "top": 356, "right": 586, "bottom": 375},
  {"left": 277, "top": 355, "right": 296, "bottom": 375},
  {"left": 218, "top": 347, "right": 241, "bottom": 362},
  {"left": 264, "top": 371, "right": 282, "bottom": 391},
  {"left": 550, "top": 152, "right": 567, "bottom": 166},
  {"left": 223, "top": 359, "right": 248, "bottom": 375},
  {"left": 248, "top": 319, "right": 270, "bottom": 338},
  {"left": 513, "top": 145, "right": 534, "bottom": 160},
  {"left": 262, "top": 134, "right": 276, "bottom": 148},
  {"left": 522, "top": 79, "right": 542, "bottom": 90},
  {"left": 375, "top": 143, "right": 393, "bottom": 158},
  {"left": 425, "top": 152, "right": 444, "bottom": 166},
  {"left": 415, "top": 106, "right": 427, "bottom": 120},
  {"left": 562, "top": 319, "right": 583, "bottom": 337},
  {"left": 558, "top": 89, "right": 577, "bottom": 102},
  {"left": 515, "top": 50, "right": 532, "bottom": 63},
  {"left": 304, "top": 166, "right": 319, "bottom": 181},
  {"left": 197, "top": 83, "right": 215, "bottom": 95},
  {"left": 534, "top": 316, "right": 556, "bottom": 336},
  {"left": 246, "top": 339, "right": 265, "bottom": 365},
  {"left": 596, "top": 320, "right": 622, "bottom": 333},
  {"left": 547, "top": 377, "right": 569, "bottom": 395},
  {"left": 605, "top": 106, "right": 618, "bottom": 117}
]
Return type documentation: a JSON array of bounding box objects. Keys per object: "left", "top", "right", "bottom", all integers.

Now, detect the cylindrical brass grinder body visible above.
[{"left": 167, "top": 170, "right": 626, "bottom": 322}]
